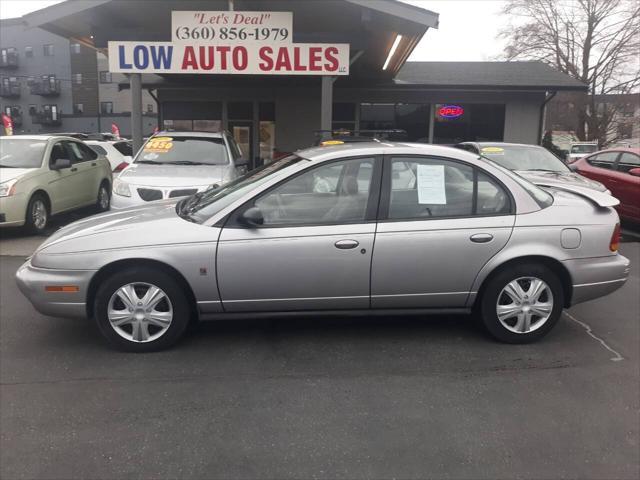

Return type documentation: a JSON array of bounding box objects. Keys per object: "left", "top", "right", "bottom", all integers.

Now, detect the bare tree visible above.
[{"left": 499, "top": 0, "right": 640, "bottom": 145}]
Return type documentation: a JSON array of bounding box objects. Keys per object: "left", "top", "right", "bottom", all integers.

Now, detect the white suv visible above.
[{"left": 0, "top": 136, "right": 113, "bottom": 233}]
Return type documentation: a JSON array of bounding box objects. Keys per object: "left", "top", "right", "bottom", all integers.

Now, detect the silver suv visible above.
[{"left": 111, "top": 131, "right": 246, "bottom": 209}]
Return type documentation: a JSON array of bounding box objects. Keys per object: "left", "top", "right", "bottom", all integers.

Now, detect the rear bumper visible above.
[
  {"left": 15, "top": 259, "right": 96, "bottom": 319},
  {"left": 564, "top": 254, "right": 631, "bottom": 305}
]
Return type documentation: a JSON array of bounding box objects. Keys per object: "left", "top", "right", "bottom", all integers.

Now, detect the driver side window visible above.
[
  {"left": 49, "top": 142, "right": 66, "bottom": 167},
  {"left": 254, "top": 157, "right": 375, "bottom": 226}
]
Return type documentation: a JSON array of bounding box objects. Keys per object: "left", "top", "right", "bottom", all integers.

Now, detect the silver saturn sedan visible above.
[{"left": 16, "top": 143, "right": 630, "bottom": 352}]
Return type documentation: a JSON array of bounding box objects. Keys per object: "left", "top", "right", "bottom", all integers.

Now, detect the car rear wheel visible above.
[
  {"left": 480, "top": 263, "right": 564, "bottom": 343},
  {"left": 24, "top": 194, "right": 49, "bottom": 235},
  {"left": 94, "top": 267, "right": 190, "bottom": 352},
  {"left": 96, "top": 182, "right": 110, "bottom": 212}
]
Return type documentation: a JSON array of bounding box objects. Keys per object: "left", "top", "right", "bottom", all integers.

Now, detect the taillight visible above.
[
  {"left": 113, "top": 162, "right": 129, "bottom": 172},
  {"left": 609, "top": 223, "right": 620, "bottom": 252}
]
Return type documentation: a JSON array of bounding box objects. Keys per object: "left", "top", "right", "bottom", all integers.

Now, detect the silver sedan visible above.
[{"left": 16, "top": 143, "right": 630, "bottom": 351}]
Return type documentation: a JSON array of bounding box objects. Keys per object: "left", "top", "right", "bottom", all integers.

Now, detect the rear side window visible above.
[
  {"left": 113, "top": 141, "right": 132, "bottom": 157},
  {"left": 386, "top": 157, "right": 511, "bottom": 220},
  {"left": 617, "top": 152, "right": 640, "bottom": 174},
  {"left": 88, "top": 144, "right": 107, "bottom": 155},
  {"left": 78, "top": 142, "right": 98, "bottom": 160},
  {"left": 587, "top": 152, "right": 618, "bottom": 170}
]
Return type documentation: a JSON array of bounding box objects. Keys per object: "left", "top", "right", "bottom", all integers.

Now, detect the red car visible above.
[{"left": 572, "top": 148, "right": 640, "bottom": 223}]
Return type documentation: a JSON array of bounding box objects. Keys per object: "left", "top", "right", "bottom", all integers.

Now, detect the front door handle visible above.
[
  {"left": 335, "top": 239, "right": 359, "bottom": 249},
  {"left": 470, "top": 233, "right": 494, "bottom": 243},
  {"left": 91, "top": 162, "right": 97, "bottom": 166},
  {"left": 70, "top": 167, "right": 78, "bottom": 172}
]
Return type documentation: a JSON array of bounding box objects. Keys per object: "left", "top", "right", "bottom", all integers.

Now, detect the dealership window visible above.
[
  {"left": 99, "top": 71, "right": 112, "bottom": 83},
  {"left": 25, "top": 46, "right": 33, "bottom": 58},
  {"left": 359, "top": 103, "right": 430, "bottom": 141},
  {"left": 70, "top": 43, "right": 81, "bottom": 54},
  {"left": 72, "top": 73, "right": 82, "bottom": 85},
  {"left": 73, "top": 103, "right": 83, "bottom": 114},
  {"left": 228, "top": 102, "right": 253, "bottom": 164},
  {"left": 100, "top": 101, "right": 113, "bottom": 114},
  {"left": 43, "top": 44, "right": 54, "bottom": 56},
  {"left": 162, "top": 101, "right": 222, "bottom": 133},
  {"left": 432, "top": 104, "right": 505, "bottom": 144},
  {"left": 332, "top": 103, "right": 356, "bottom": 132},
  {"left": 259, "top": 102, "right": 276, "bottom": 163}
]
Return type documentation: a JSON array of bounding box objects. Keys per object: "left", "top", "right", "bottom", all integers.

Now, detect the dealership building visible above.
[{"left": 19, "top": 0, "right": 587, "bottom": 168}]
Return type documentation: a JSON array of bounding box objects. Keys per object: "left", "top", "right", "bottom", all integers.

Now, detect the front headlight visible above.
[
  {"left": 0, "top": 180, "right": 18, "bottom": 197},
  {"left": 113, "top": 178, "right": 131, "bottom": 197}
]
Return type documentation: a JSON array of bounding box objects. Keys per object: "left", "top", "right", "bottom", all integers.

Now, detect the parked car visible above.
[
  {"left": 571, "top": 148, "right": 640, "bottom": 223},
  {"left": 0, "top": 136, "right": 112, "bottom": 233},
  {"left": 111, "top": 131, "right": 246, "bottom": 209},
  {"left": 567, "top": 141, "right": 598, "bottom": 163},
  {"left": 16, "top": 142, "right": 629, "bottom": 351},
  {"left": 86, "top": 140, "right": 133, "bottom": 172},
  {"left": 455, "top": 142, "right": 609, "bottom": 193}
]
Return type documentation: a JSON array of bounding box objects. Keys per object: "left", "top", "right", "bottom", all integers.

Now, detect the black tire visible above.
[
  {"left": 94, "top": 266, "right": 191, "bottom": 352},
  {"left": 24, "top": 193, "right": 49, "bottom": 235},
  {"left": 480, "top": 263, "right": 564, "bottom": 344},
  {"left": 95, "top": 181, "right": 111, "bottom": 213}
]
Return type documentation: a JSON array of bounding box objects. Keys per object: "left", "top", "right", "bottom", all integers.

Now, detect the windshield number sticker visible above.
[
  {"left": 144, "top": 137, "right": 174, "bottom": 153},
  {"left": 481, "top": 147, "right": 504, "bottom": 155}
]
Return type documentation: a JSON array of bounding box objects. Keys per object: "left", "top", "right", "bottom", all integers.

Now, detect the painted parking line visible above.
[{"left": 564, "top": 311, "right": 624, "bottom": 362}]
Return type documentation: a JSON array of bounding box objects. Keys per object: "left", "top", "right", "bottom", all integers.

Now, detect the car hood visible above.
[
  {"left": 515, "top": 170, "right": 608, "bottom": 192},
  {"left": 119, "top": 163, "right": 233, "bottom": 187},
  {"left": 0, "top": 168, "right": 36, "bottom": 183},
  {"left": 34, "top": 200, "right": 215, "bottom": 257}
]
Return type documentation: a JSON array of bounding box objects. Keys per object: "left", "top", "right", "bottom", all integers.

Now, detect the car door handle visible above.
[
  {"left": 91, "top": 162, "right": 96, "bottom": 166},
  {"left": 70, "top": 167, "right": 77, "bottom": 172},
  {"left": 470, "top": 233, "right": 493, "bottom": 243},
  {"left": 335, "top": 239, "right": 359, "bottom": 249}
]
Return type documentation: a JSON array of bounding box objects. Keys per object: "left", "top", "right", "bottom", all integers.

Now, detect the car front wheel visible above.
[
  {"left": 94, "top": 267, "right": 191, "bottom": 352},
  {"left": 480, "top": 263, "right": 564, "bottom": 343},
  {"left": 25, "top": 194, "right": 49, "bottom": 235}
]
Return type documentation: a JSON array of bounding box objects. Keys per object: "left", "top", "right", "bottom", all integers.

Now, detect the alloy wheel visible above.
[
  {"left": 32, "top": 200, "right": 47, "bottom": 230},
  {"left": 98, "top": 185, "right": 110, "bottom": 210},
  {"left": 496, "top": 276, "right": 554, "bottom": 334},
  {"left": 107, "top": 282, "right": 173, "bottom": 343}
]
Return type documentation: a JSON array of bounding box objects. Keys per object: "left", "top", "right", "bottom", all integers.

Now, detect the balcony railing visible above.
[
  {"left": 0, "top": 52, "right": 18, "bottom": 68},
  {"left": 0, "top": 83, "right": 20, "bottom": 98},
  {"left": 32, "top": 111, "right": 62, "bottom": 126},
  {"left": 30, "top": 79, "right": 61, "bottom": 96}
]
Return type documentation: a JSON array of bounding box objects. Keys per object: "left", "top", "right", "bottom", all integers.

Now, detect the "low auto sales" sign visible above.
[
  {"left": 107, "top": 10, "right": 350, "bottom": 76},
  {"left": 108, "top": 42, "right": 350, "bottom": 75}
]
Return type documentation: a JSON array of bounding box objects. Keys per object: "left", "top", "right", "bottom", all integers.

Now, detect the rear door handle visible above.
[
  {"left": 70, "top": 167, "right": 77, "bottom": 172},
  {"left": 335, "top": 239, "right": 359, "bottom": 249},
  {"left": 470, "top": 233, "right": 493, "bottom": 243},
  {"left": 91, "top": 162, "right": 96, "bottom": 166}
]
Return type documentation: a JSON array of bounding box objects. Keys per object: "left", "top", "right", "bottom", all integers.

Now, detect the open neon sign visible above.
[{"left": 438, "top": 105, "right": 464, "bottom": 118}]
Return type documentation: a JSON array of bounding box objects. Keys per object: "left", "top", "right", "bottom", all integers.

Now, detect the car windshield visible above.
[
  {"left": 0, "top": 139, "right": 46, "bottom": 168},
  {"left": 177, "top": 155, "right": 307, "bottom": 224},
  {"left": 571, "top": 144, "right": 597, "bottom": 154},
  {"left": 479, "top": 145, "right": 569, "bottom": 173},
  {"left": 134, "top": 136, "right": 229, "bottom": 166}
]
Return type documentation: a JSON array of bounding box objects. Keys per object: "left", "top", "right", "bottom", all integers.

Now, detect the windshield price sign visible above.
[
  {"left": 172, "top": 11, "right": 293, "bottom": 43},
  {"left": 108, "top": 41, "right": 349, "bottom": 75}
]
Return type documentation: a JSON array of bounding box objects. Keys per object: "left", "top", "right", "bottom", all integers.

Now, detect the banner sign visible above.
[
  {"left": 108, "top": 41, "right": 350, "bottom": 75},
  {"left": 172, "top": 11, "right": 293, "bottom": 43},
  {"left": 1, "top": 113, "right": 13, "bottom": 136}
]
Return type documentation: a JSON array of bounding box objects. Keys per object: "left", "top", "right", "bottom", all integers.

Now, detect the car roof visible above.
[
  {"left": 0, "top": 135, "right": 81, "bottom": 142},
  {"left": 153, "top": 131, "right": 224, "bottom": 138},
  {"left": 594, "top": 147, "right": 640, "bottom": 155},
  {"left": 298, "top": 141, "right": 485, "bottom": 164}
]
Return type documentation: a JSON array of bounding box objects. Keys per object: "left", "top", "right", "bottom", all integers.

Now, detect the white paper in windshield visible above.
[{"left": 417, "top": 164, "right": 446, "bottom": 204}]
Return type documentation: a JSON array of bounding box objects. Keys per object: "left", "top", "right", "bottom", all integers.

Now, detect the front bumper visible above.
[
  {"left": 564, "top": 254, "right": 631, "bottom": 305},
  {"left": 15, "top": 259, "right": 96, "bottom": 319},
  {"left": 0, "top": 193, "right": 28, "bottom": 227},
  {"left": 111, "top": 183, "right": 213, "bottom": 210}
]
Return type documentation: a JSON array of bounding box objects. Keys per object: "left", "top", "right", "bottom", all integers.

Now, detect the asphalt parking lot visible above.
[{"left": 0, "top": 222, "right": 638, "bottom": 479}]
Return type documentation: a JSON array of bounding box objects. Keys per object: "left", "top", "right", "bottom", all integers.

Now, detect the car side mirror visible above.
[
  {"left": 239, "top": 206, "right": 264, "bottom": 227},
  {"left": 51, "top": 158, "right": 72, "bottom": 170},
  {"left": 629, "top": 167, "right": 640, "bottom": 177}
]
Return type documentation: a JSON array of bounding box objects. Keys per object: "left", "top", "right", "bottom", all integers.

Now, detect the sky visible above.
[{"left": 0, "top": 0, "right": 509, "bottom": 62}]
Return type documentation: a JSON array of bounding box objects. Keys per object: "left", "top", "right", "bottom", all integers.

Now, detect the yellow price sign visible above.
[{"left": 144, "top": 137, "right": 174, "bottom": 153}]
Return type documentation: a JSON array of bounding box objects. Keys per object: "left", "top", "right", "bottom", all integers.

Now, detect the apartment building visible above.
[{"left": 0, "top": 18, "right": 157, "bottom": 136}]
